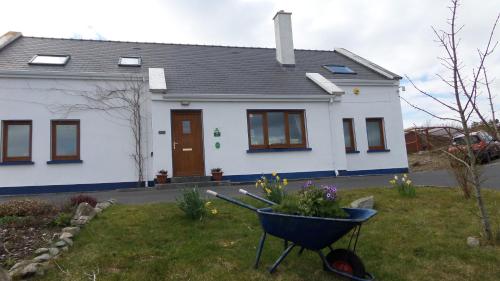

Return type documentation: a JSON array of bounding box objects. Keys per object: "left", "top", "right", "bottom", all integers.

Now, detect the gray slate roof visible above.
[{"left": 0, "top": 36, "right": 395, "bottom": 96}]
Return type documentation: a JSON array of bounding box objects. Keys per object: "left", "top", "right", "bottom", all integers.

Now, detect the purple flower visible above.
[
  {"left": 322, "top": 185, "right": 337, "bottom": 201},
  {"left": 302, "top": 180, "right": 313, "bottom": 189}
]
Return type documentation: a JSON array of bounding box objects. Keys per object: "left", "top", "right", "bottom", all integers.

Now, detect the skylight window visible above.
[
  {"left": 29, "top": 55, "right": 70, "bottom": 66},
  {"left": 324, "top": 65, "right": 356, "bottom": 74},
  {"left": 119, "top": 57, "right": 141, "bottom": 67}
]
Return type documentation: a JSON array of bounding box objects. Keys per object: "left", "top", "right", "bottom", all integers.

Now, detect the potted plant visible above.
[
  {"left": 211, "top": 168, "right": 223, "bottom": 181},
  {"left": 156, "top": 169, "right": 168, "bottom": 184}
]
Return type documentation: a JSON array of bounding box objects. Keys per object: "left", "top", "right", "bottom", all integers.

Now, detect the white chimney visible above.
[{"left": 273, "top": 10, "right": 295, "bottom": 66}]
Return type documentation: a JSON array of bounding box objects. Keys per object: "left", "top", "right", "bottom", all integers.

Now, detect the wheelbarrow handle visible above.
[
  {"left": 206, "top": 190, "right": 258, "bottom": 212},
  {"left": 239, "top": 189, "right": 277, "bottom": 206}
]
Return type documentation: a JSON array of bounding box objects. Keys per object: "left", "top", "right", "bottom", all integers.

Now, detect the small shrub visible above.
[
  {"left": 255, "top": 173, "right": 287, "bottom": 204},
  {"left": 177, "top": 188, "right": 215, "bottom": 220},
  {"left": 70, "top": 194, "right": 97, "bottom": 208},
  {"left": 389, "top": 174, "right": 416, "bottom": 197},
  {"left": 0, "top": 199, "right": 54, "bottom": 217},
  {"left": 50, "top": 212, "right": 72, "bottom": 227},
  {"left": 273, "top": 182, "right": 348, "bottom": 218},
  {"left": 0, "top": 215, "right": 22, "bottom": 226},
  {"left": 0, "top": 215, "right": 36, "bottom": 227}
]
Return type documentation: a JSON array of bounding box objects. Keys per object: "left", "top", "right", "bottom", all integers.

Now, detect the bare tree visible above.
[
  {"left": 403, "top": 0, "right": 499, "bottom": 242},
  {"left": 51, "top": 79, "right": 149, "bottom": 187}
]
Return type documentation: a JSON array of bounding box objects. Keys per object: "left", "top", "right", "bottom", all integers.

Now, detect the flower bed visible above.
[{"left": 0, "top": 196, "right": 115, "bottom": 279}]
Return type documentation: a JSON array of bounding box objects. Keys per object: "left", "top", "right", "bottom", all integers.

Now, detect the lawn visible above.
[{"left": 35, "top": 187, "right": 500, "bottom": 281}]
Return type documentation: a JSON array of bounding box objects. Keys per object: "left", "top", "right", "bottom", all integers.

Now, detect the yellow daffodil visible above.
[
  {"left": 276, "top": 175, "right": 280, "bottom": 181},
  {"left": 211, "top": 209, "right": 218, "bottom": 215},
  {"left": 403, "top": 174, "right": 407, "bottom": 179},
  {"left": 272, "top": 172, "right": 277, "bottom": 177},
  {"left": 205, "top": 201, "right": 212, "bottom": 207},
  {"left": 283, "top": 179, "right": 288, "bottom": 186},
  {"left": 389, "top": 179, "right": 396, "bottom": 185},
  {"left": 265, "top": 188, "right": 271, "bottom": 194},
  {"left": 406, "top": 180, "right": 412, "bottom": 185},
  {"left": 394, "top": 175, "right": 398, "bottom": 180}
]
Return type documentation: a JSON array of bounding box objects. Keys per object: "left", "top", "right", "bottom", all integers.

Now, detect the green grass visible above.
[{"left": 36, "top": 187, "right": 500, "bottom": 281}]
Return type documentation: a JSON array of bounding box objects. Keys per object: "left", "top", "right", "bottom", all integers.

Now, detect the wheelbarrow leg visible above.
[
  {"left": 298, "top": 247, "right": 305, "bottom": 256},
  {"left": 269, "top": 243, "right": 295, "bottom": 273},
  {"left": 254, "top": 232, "right": 267, "bottom": 269}
]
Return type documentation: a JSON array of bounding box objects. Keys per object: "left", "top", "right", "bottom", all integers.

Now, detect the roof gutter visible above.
[
  {"left": 0, "top": 70, "right": 145, "bottom": 81},
  {"left": 157, "top": 93, "right": 332, "bottom": 102},
  {"left": 0, "top": 31, "right": 22, "bottom": 52},
  {"left": 334, "top": 48, "right": 402, "bottom": 80}
]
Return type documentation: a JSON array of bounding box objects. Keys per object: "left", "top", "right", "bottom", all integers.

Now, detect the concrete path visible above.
[{"left": 1, "top": 160, "right": 499, "bottom": 205}]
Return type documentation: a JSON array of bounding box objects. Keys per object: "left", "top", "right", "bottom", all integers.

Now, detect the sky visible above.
[{"left": 1, "top": 0, "right": 499, "bottom": 128}]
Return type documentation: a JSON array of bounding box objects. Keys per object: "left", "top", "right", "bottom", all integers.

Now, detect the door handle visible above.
[{"left": 173, "top": 141, "right": 178, "bottom": 150}]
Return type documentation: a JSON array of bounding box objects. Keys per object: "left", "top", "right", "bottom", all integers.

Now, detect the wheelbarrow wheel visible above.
[{"left": 325, "top": 249, "right": 366, "bottom": 279}]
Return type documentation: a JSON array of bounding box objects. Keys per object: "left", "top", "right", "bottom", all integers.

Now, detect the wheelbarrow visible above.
[{"left": 206, "top": 189, "right": 377, "bottom": 281}]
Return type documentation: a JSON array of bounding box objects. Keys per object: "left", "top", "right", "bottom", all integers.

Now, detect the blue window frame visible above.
[{"left": 324, "top": 65, "right": 356, "bottom": 74}]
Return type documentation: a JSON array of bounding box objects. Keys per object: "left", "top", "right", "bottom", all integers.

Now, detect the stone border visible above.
[{"left": 4, "top": 199, "right": 116, "bottom": 280}]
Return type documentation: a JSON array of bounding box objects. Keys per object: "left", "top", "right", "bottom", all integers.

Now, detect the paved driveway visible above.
[{"left": 1, "top": 160, "right": 499, "bottom": 205}]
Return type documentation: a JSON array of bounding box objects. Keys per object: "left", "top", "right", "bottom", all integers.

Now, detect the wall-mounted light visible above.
[{"left": 180, "top": 101, "right": 190, "bottom": 106}]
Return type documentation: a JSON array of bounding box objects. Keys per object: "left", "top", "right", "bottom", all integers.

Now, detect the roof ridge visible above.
[{"left": 21, "top": 35, "right": 335, "bottom": 52}]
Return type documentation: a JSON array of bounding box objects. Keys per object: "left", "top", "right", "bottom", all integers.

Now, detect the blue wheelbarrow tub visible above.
[{"left": 257, "top": 208, "right": 377, "bottom": 251}]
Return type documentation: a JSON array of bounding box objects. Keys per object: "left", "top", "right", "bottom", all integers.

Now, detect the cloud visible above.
[{"left": 0, "top": 0, "right": 498, "bottom": 128}]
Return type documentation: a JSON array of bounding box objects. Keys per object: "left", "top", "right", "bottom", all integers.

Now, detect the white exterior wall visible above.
[
  {"left": 0, "top": 77, "right": 152, "bottom": 189},
  {"left": 0, "top": 75, "right": 407, "bottom": 190},
  {"left": 152, "top": 81, "right": 408, "bottom": 178},
  {"left": 330, "top": 82, "right": 408, "bottom": 172},
  {"left": 152, "top": 101, "right": 336, "bottom": 177}
]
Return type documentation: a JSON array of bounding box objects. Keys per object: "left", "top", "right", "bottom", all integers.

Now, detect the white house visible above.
[{"left": 0, "top": 11, "right": 408, "bottom": 195}]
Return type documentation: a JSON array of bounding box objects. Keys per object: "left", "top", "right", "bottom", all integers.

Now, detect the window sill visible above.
[
  {"left": 246, "top": 147, "right": 312, "bottom": 153},
  {"left": 47, "top": 160, "right": 83, "bottom": 165},
  {"left": 0, "top": 161, "right": 35, "bottom": 166},
  {"left": 346, "top": 150, "right": 360, "bottom": 154},
  {"left": 367, "top": 149, "right": 391, "bottom": 153}
]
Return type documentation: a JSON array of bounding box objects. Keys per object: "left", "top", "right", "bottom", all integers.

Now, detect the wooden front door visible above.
[{"left": 171, "top": 111, "right": 205, "bottom": 177}]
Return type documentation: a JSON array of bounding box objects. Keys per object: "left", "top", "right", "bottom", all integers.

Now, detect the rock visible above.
[
  {"left": 9, "top": 261, "right": 30, "bottom": 272},
  {"left": 34, "top": 248, "right": 49, "bottom": 255},
  {"left": 0, "top": 266, "right": 11, "bottom": 281},
  {"left": 61, "top": 237, "right": 73, "bottom": 247},
  {"left": 9, "top": 262, "right": 38, "bottom": 280},
  {"left": 467, "top": 236, "right": 480, "bottom": 247},
  {"left": 94, "top": 207, "right": 103, "bottom": 214},
  {"left": 48, "top": 247, "right": 59, "bottom": 256},
  {"left": 71, "top": 203, "right": 96, "bottom": 225},
  {"left": 107, "top": 198, "right": 116, "bottom": 204},
  {"left": 61, "top": 246, "right": 69, "bottom": 252},
  {"left": 33, "top": 254, "right": 51, "bottom": 262},
  {"left": 60, "top": 232, "right": 73, "bottom": 240},
  {"left": 350, "top": 196, "right": 375, "bottom": 209},
  {"left": 96, "top": 202, "right": 111, "bottom": 209},
  {"left": 54, "top": 241, "right": 66, "bottom": 247},
  {"left": 71, "top": 215, "right": 91, "bottom": 226},
  {"left": 62, "top": 226, "right": 80, "bottom": 236}
]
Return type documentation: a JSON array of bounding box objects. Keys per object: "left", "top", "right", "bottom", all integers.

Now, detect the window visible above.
[
  {"left": 2, "top": 121, "right": 32, "bottom": 162},
  {"left": 29, "top": 55, "right": 70, "bottom": 65},
  {"left": 51, "top": 120, "right": 80, "bottom": 161},
  {"left": 247, "top": 110, "right": 306, "bottom": 149},
  {"left": 118, "top": 57, "right": 141, "bottom": 66},
  {"left": 366, "top": 118, "right": 385, "bottom": 150},
  {"left": 343, "top": 119, "right": 356, "bottom": 152},
  {"left": 324, "top": 65, "right": 356, "bottom": 74},
  {"left": 182, "top": 120, "right": 191, "bottom": 134}
]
